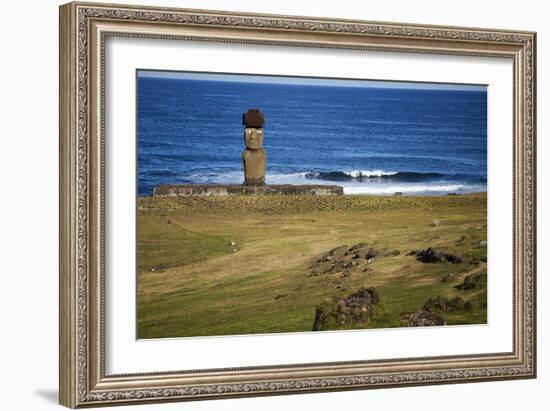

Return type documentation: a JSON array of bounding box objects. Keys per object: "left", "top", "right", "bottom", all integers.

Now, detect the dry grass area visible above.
[{"left": 137, "top": 193, "right": 487, "bottom": 339}]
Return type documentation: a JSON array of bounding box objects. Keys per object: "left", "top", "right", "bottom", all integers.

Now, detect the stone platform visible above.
[{"left": 153, "top": 184, "right": 344, "bottom": 197}]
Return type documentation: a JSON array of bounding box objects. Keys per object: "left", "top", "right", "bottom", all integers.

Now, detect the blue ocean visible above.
[{"left": 137, "top": 74, "right": 487, "bottom": 196}]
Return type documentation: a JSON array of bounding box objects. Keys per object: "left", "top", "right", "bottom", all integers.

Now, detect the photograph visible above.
[{"left": 136, "top": 70, "right": 488, "bottom": 339}]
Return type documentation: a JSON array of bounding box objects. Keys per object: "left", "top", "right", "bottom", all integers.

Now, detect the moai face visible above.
[{"left": 244, "top": 128, "right": 264, "bottom": 150}]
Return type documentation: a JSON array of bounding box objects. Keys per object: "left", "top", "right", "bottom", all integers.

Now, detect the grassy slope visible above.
[{"left": 137, "top": 193, "right": 487, "bottom": 338}]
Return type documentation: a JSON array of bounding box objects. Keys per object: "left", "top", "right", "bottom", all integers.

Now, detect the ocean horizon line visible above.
[{"left": 138, "top": 70, "right": 488, "bottom": 92}]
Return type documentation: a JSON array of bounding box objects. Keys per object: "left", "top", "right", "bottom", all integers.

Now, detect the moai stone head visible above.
[{"left": 244, "top": 128, "right": 264, "bottom": 150}]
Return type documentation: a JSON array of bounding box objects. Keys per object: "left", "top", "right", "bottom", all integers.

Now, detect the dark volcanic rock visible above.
[
  {"left": 414, "top": 247, "right": 462, "bottom": 264},
  {"left": 312, "top": 287, "right": 382, "bottom": 331},
  {"left": 423, "top": 296, "right": 471, "bottom": 312},
  {"left": 440, "top": 273, "right": 457, "bottom": 283},
  {"left": 308, "top": 243, "right": 397, "bottom": 277},
  {"left": 400, "top": 308, "right": 446, "bottom": 327},
  {"left": 455, "top": 272, "right": 487, "bottom": 290},
  {"left": 328, "top": 245, "right": 349, "bottom": 258}
]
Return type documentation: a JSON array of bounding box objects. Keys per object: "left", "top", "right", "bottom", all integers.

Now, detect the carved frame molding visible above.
[{"left": 59, "top": 2, "right": 536, "bottom": 408}]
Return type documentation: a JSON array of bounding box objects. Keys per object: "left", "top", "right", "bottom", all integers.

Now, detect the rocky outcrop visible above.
[
  {"left": 400, "top": 296, "right": 473, "bottom": 327},
  {"left": 313, "top": 287, "right": 382, "bottom": 331},
  {"left": 308, "top": 243, "right": 398, "bottom": 277},
  {"left": 455, "top": 272, "right": 487, "bottom": 290},
  {"left": 423, "top": 296, "right": 471, "bottom": 311},
  {"left": 440, "top": 273, "right": 456, "bottom": 282},
  {"left": 412, "top": 247, "right": 462, "bottom": 264},
  {"left": 399, "top": 308, "right": 446, "bottom": 327}
]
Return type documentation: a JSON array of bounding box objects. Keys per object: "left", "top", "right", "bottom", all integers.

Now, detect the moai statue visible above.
[{"left": 242, "top": 109, "right": 266, "bottom": 186}]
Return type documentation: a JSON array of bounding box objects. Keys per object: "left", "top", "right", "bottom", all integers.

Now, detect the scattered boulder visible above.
[
  {"left": 309, "top": 260, "right": 336, "bottom": 276},
  {"left": 469, "top": 255, "right": 487, "bottom": 265},
  {"left": 455, "top": 272, "right": 487, "bottom": 290},
  {"left": 400, "top": 308, "right": 446, "bottom": 327},
  {"left": 349, "top": 243, "right": 378, "bottom": 259},
  {"left": 308, "top": 243, "right": 395, "bottom": 277},
  {"left": 328, "top": 245, "right": 349, "bottom": 258},
  {"left": 479, "top": 240, "right": 487, "bottom": 247},
  {"left": 312, "top": 287, "right": 382, "bottom": 331},
  {"left": 414, "top": 248, "right": 462, "bottom": 264},
  {"left": 440, "top": 273, "right": 456, "bottom": 283},
  {"left": 150, "top": 264, "right": 168, "bottom": 273},
  {"left": 423, "top": 296, "right": 471, "bottom": 312}
]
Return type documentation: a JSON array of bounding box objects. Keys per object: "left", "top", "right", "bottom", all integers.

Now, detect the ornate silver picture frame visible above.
[{"left": 59, "top": 1, "right": 536, "bottom": 408}]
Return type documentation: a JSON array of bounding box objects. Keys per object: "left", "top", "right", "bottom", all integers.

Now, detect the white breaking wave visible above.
[
  {"left": 179, "top": 170, "right": 485, "bottom": 196},
  {"left": 185, "top": 170, "right": 243, "bottom": 184},
  {"left": 343, "top": 184, "right": 467, "bottom": 195},
  {"left": 266, "top": 172, "right": 310, "bottom": 184},
  {"left": 343, "top": 170, "right": 398, "bottom": 178},
  {"left": 188, "top": 169, "right": 413, "bottom": 184}
]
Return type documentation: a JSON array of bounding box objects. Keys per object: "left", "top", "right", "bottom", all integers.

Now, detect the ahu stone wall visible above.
[{"left": 153, "top": 184, "right": 344, "bottom": 197}]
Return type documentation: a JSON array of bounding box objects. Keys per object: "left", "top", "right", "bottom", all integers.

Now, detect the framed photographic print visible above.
[{"left": 59, "top": 2, "right": 537, "bottom": 408}]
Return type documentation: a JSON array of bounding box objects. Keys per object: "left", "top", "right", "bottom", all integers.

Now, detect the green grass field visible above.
[{"left": 137, "top": 193, "right": 487, "bottom": 339}]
